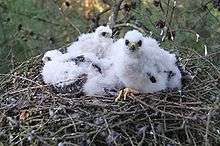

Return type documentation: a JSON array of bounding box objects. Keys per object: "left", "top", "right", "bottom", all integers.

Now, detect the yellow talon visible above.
[
  {"left": 115, "top": 88, "right": 139, "bottom": 102},
  {"left": 124, "top": 88, "right": 129, "bottom": 100},
  {"left": 115, "top": 90, "right": 123, "bottom": 102}
]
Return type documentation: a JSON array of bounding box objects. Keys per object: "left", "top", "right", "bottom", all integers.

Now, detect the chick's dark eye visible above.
[
  {"left": 138, "top": 40, "right": 142, "bottom": 46},
  {"left": 101, "top": 32, "right": 107, "bottom": 36},
  {"left": 125, "top": 40, "right": 129, "bottom": 46},
  {"left": 46, "top": 57, "right": 51, "bottom": 61}
]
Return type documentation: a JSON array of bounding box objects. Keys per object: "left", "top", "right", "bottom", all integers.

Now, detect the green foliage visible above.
[
  {"left": 0, "top": 0, "right": 88, "bottom": 73},
  {"left": 0, "top": 0, "right": 219, "bottom": 74},
  {"left": 132, "top": 0, "right": 220, "bottom": 65}
]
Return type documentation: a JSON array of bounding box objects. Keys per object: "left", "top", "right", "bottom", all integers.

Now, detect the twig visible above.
[
  {"left": 205, "top": 109, "right": 213, "bottom": 146},
  {"left": 129, "top": 96, "right": 197, "bottom": 120},
  {"left": 114, "top": 23, "right": 147, "bottom": 34},
  {"left": 109, "top": 0, "right": 124, "bottom": 28}
]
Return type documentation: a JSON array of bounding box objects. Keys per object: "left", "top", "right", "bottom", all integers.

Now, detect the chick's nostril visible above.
[{"left": 130, "top": 45, "right": 136, "bottom": 51}]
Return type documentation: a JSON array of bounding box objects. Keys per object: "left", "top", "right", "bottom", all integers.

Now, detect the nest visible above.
[{"left": 0, "top": 47, "right": 220, "bottom": 146}]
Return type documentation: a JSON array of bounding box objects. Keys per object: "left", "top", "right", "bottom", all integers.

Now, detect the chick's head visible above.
[
  {"left": 124, "top": 30, "right": 143, "bottom": 53},
  {"left": 95, "top": 25, "right": 112, "bottom": 40}
]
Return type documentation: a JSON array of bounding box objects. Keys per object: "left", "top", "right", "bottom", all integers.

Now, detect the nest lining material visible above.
[{"left": 0, "top": 47, "right": 219, "bottom": 146}]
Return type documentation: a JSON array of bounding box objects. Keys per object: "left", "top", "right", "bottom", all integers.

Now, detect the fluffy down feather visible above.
[
  {"left": 67, "top": 26, "right": 113, "bottom": 59},
  {"left": 41, "top": 29, "right": 181, "bottom": 96},
  {"left": 111, "top": 30, "right": 182, "bottom": 93},
  {"left": 143, "top": 35, "right": 182, "bottom": 89},
  {"left": 41, "top": 61, "right": 86, "bottom": 87},
  {"left": 42, "top": 50, "right": 63, "bottom": 63},
  {"left": 83, "top": 62, "right": 123, "bottom": 96},
  {"left": 42, "top": 50, "right": 74, "bottom": 64}
]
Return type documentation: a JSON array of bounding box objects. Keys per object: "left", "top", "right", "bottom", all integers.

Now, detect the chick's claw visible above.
[
  {"left": 115, "top": 90, "right": 123, "bottom": 102},
  {"left": 115, "top": 88, "right": 139, "bottom": 102}
]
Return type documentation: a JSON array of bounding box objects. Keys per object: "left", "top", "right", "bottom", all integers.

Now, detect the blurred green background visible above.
[{"left": 0, "top": 0, "right": 219, "bottom": 73}]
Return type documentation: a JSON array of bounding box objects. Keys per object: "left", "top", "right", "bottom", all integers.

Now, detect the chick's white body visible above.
[
  {"left": 42, "top": 50, "right": 63, "bottom": 63},
  {"left": 41, "top": 28, "right": 182, "bottom": 95},
  {"left": 83, "top": 61, "right": 122, "bottom": 96},
  {"left": 42, "top": 49, "right": 74, "bottom": 64},
  {"left": 41, "top": 61, "right": 85, "bottom": 87},
  {"left": 42, "top": 46, "right": 114, "bottom": 93},
  {"left": 67, "top": 26, "right": 113, "bottom": 59},
  {"left": 112, "top": 40, "right": 167, "bottom": 93},
  {"left": 77, "top": 33, "right": 93, "bottom": 41},
  {"left": 143, "top": 36, "right": 182, "bottom": 89},
  {"left": 82, "top": 53, "right": 122, "bottom": 96},
  {"left": 112, "top": 30, "right": 181, "bottom": 93},
  {"left": 41, "top": 49, "right": 86, "bottom": 87}
]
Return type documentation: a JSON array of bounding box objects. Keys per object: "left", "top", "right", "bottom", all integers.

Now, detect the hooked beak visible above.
[
  {"left": 128, "top": 42, "right": 138, "bottom": 52},
  {"left": 105, "top": 33, "right": 112, "bottom": 38}
]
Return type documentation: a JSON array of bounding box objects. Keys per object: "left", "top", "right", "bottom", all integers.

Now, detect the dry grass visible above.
[{"left": 0, "top": 45, "right": 219, "bottom": 146}]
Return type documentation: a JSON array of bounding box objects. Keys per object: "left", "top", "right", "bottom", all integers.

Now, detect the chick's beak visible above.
[
  {"left": 128, "top": 42, "right": 138, "bottom": 51},
  {"left": 106, "top": 33, "right": 112, "bottom": 38}
]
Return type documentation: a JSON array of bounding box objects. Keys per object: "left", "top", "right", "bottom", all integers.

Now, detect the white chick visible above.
[
  {"left": 41, "top": 61, "right": 86, "bottom": 87},
  {"left": 112, "top": 30, "right": 181, "bottom": 94},
  {"left": 143, "top": 35, "right": 182, "bottom": 89},
  {"left": 41, "top": 51, "right": 104, "bottom": 87},
  {"left": 42, "top": 50, "right": 63, "bottom": 63},
  {"left": 67, "top": 25, "right": 113, "bottom": 59},
  {"left": 42, "top": 41, "right": 117, "bottom": 93},
  {"left": 42, "top": 49, "right": 73, "bottom": 64},
  {"left": 42, "top": 50, "right": 85, "bottom": 88},
  {"left": 77, "top": 32, "right": 93, "bottom": 41},
  {"left": 83, "top": 63, "right": 123, "bottom": 96}
]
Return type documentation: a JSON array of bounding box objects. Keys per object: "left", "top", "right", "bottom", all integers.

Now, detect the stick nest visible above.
[{"left": 0, "top": 47, "right": 220, "bottom": 146}]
